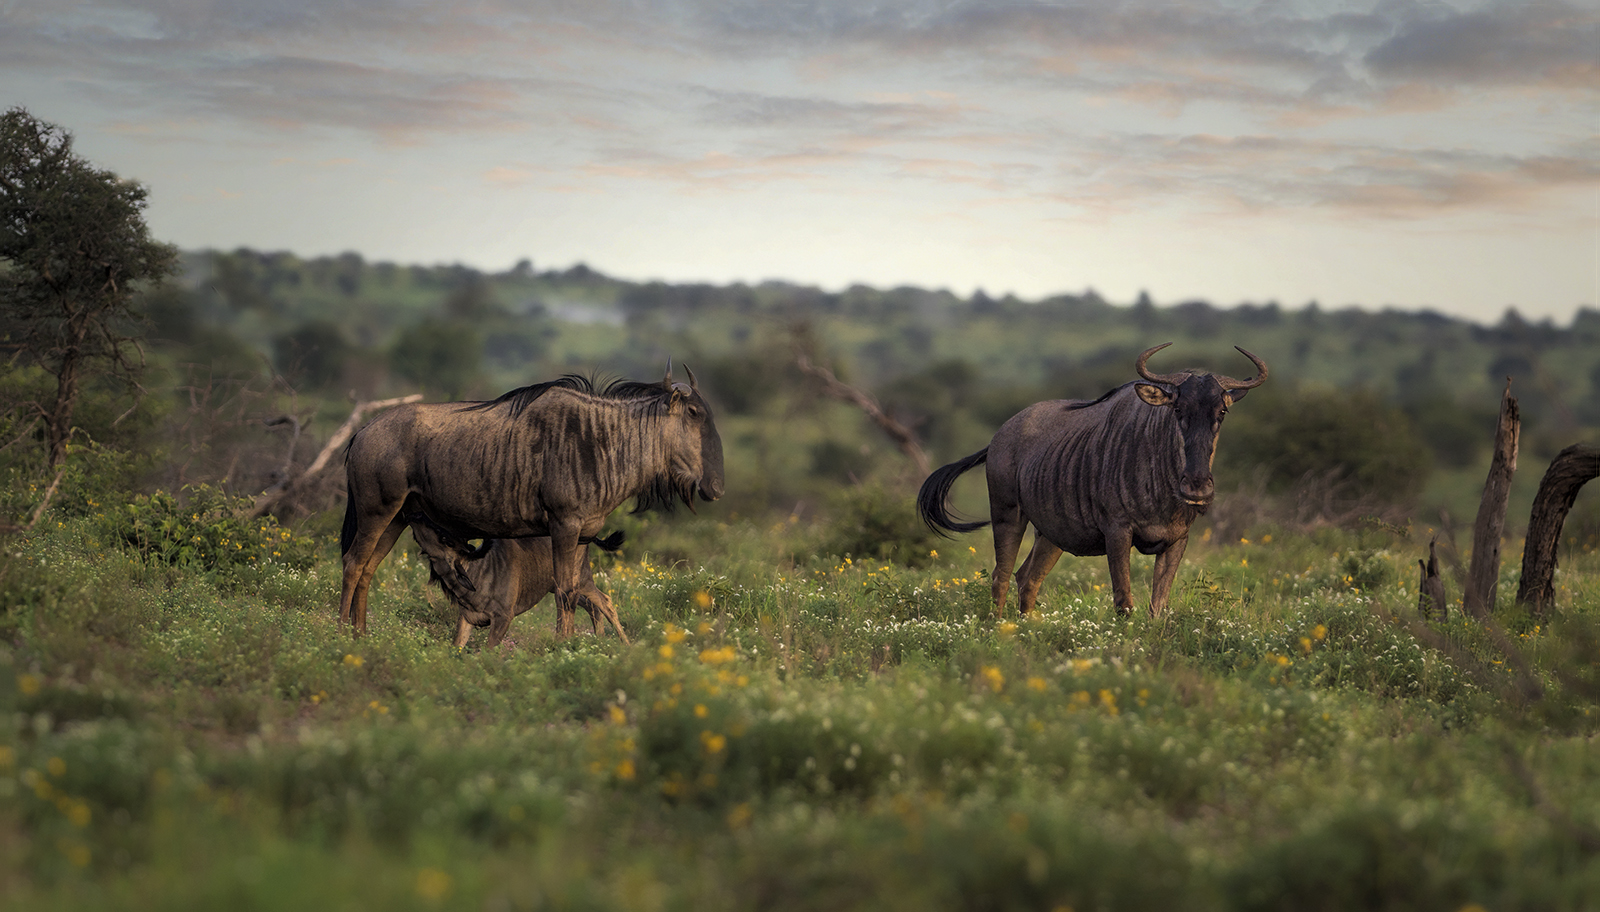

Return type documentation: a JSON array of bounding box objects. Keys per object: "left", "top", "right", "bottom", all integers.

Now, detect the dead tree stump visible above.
[
  {"left": 1418, "top": 536, "right": 1447, "bottom": 620},
  {"left": 1515, "top": 444, "right": 1600, "bottom": 619},
  {"left": 1463, "top": 380, "right": 1519, "bottom": 619}
]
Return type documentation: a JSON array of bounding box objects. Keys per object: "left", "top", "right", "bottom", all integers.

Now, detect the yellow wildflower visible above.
[
  {"left": 415, "top": 868, "right": 452, "bottom": 901},
  {"left": 979, "top": 665, "right": 1005, "bottom": 692}
]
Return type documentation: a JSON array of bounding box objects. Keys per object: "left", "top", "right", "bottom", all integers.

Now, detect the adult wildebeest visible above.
[
  {"left": 407, "top": 509, "right": 626, "bottom": 648},
  {"left": 340, "top": 367, "right": 723, "bottom": 641},
  {"left": 918, "top": 343, "right": 1267, "bottom": 618}
]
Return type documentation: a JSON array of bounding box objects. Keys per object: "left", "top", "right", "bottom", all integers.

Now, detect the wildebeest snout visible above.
[{"left": 1179, "top": 473, "right": 1215, "bottom": 505}]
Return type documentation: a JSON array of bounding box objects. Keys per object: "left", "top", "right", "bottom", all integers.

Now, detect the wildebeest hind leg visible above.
[
  {"left": 988, "top": 508, "right": 1027, "bottom": 618},
  {"left": 1015, "top": 536, "right": 1064, "bottom": 616},
  {"left": 1149, "top": 535, "right": 1188, "bottom": 618},
  {"left": 341, "top": 510, "right": 408, "bottom": 636},
  {"left": 576, "top": 584, "right": 629, "bottom": 645}
]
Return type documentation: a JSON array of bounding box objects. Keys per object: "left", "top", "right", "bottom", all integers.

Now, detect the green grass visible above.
[{"left": 2, "top": 509, "right": 1598, "bottom": 910}]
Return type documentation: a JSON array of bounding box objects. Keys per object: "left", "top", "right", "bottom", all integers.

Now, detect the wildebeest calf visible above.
[{"left": 408, "top": 513, "right": 626, "bottom": 648}]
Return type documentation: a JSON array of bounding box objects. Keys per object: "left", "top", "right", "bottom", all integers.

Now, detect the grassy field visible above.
[{"left": 2, "top": 498, "right": 1598, "bottom": 911}]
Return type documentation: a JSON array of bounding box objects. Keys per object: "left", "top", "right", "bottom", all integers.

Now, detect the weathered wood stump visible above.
[
  {"left": 1515, "top": 444, "right": 1600, "bottom": 619},
  {"left": 1463, "top": 381, "right": 1519, "bottom": 619},
  {"left": 1418, "top": 536, "right": 1447, "bottom": 620}
]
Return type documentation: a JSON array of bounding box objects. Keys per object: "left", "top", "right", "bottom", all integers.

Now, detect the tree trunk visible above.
[
  {"left": 45, "top": 346, "right": 81, "bottom": 467},
  {"left": 1515, "top": 444, "right": 1600, "bottom": 619},
  {"left": 1463, "top": 380, "right": 1519, "bottom": 619}
]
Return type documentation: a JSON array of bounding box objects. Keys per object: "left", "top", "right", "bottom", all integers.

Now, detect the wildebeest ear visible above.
[
  {"left": 1134, "top": 382, "right": 1175, "bottom": 407},
  {"left": 1225, "top": 388, "right": 1248, "bottom": 403}
]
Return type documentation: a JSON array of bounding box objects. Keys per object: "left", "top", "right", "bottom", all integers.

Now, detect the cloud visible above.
[
  {"left": 7, "top": 0, "right": 1596, "bottom": 230},
  {"left": 1048, "top": 132, "right": 1600, "bottom": 219},
  {"left": 1364, "top": 2, "right": 1598, "bottom": 88}
]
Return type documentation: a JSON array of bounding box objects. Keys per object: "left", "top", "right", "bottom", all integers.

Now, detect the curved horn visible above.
[
  {"left": 663, "top": 358, "right": 673, "bottom": 388},
  {"left": 1217, "top": 346, "right": 1269, "bottom": 391},
  {"left": 684, "top": 363, "right": 699, "bottom": 392},
  {"left": 1135, "top": 342, "right": 1187, "bottom": 386}
]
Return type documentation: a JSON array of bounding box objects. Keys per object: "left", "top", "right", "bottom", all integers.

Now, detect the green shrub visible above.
[
  {"left": 808, "top": 481, "right": 944, "bottom": 568},
  {"left": 104, "top": 485, "right": 318, "bottom": 579},
  {"left": 1221, "top": 384, "right": 1433, "bottom": 507}
]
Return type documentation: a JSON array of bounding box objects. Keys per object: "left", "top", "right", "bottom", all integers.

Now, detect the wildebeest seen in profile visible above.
[
  {"left": 918, "top": 343, "right": 1267, "bottom": 618},
  {"left": 407, "top": 509, "right": 626, "bottom": 648},
  {"left": 340, "top": 367, "right": 724, "bottom": 641}
]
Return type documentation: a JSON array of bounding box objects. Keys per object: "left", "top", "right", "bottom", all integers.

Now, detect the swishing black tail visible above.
[
  {"left": 587, "top": 531, "right": 626, "bottom": 552},
  {"left": 340, "top": 481, "right": 357, "bottom": 556},
  {"left": 916, "top": 448, "right": 992, "bottom": 536}
]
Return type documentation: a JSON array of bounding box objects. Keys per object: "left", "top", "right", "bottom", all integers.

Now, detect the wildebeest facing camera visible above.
[{"left": 920, "top": 343, "right": 1267, "bottom": 618}]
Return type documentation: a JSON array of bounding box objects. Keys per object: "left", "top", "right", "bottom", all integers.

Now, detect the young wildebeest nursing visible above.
[
  {"left": 407, "top": 510, "right": 625, "bottom": 647},
  {"left": 918, "top": 343, "right": 1267, "bottom": 618},
  {"left": 340, "top": 369, "right": 724, "bottom": 642}
]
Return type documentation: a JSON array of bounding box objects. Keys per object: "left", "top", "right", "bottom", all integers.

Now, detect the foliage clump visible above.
[
  {"left": 808, "top": 481, "right": 945, "bottom": 568},
  {"left": 1222, "top": 384, "right": 1434, "bottom": 510},
  {"left": 106, "top": 485, "right": 317, "bottom": 578}
]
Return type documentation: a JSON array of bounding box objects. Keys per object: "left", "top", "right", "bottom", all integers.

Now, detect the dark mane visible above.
[
  {"left": 1063, "top": 383, "right": 1128, "bottom": 412},
  {"left": 1062, "top": 371, "right": 1205, "bottom": 413},
  {"left": 461, "top": 374, "right": 674, "bottom": 419},
  {"left": 461, "top": 374, "right": 594, "bottom": 418}
]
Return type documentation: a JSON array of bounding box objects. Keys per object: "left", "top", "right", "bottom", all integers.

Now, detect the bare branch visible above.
[
  {"left": 249, "top": 393, "right": 423, "bottom": 519},
  {"left": 794, "top": 353, "right": 930, "bottom": 478}
]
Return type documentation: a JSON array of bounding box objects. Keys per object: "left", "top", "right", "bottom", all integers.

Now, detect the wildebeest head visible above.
[
  {"left": 1131, "top": 342, "right": 1268, "bottom": 506},
  {"left": 661, "top": 362, "right": 725, "bottom": 507}
]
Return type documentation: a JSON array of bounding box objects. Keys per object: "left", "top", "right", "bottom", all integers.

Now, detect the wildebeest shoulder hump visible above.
[{"left": 460, "top": 374, "right": 595, "bottom": 418}]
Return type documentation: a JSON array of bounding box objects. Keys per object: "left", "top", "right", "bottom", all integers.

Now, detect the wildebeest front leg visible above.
[
  {"left": 484, "top": 611, "right": 515, "bottom": 648},
  {"left": 549, "top": 520, "right": 586, "bottom": 639},
  {"left": 1149, "top": 535, "right": 1188, "bottom": 618},
  {"left": 1015, "top": 536, "right": 1063, "bottom": 616},
  {"left": 1103, "top": 526, "right": 1137, "bottom": 616}
]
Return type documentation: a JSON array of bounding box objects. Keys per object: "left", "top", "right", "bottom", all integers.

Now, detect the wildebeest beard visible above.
[{"left": 632, "top": 473, "right": 702, "bottom": 514}]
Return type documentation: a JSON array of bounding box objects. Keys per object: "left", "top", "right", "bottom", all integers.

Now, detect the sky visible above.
[{"left": 3, "top": 0, "right": 1597, "bottom": 324}]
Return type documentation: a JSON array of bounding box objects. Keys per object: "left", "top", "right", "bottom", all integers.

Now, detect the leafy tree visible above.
[
  {"left": 1221, "top": 385, "right": 1433, "bottom": 506},
  {"left": 0, "top": 108, "right": 177, "bottom": 466},
  {"left": 389, "top": 318, "right": 481, "bottom": 398},
  {"left": 273, "top": 319, "right": 353, "bottom": 389}
]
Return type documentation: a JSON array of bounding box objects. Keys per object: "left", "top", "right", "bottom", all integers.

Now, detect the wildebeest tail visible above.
[
  {"left": 917, "top": 448, "right": 991, "bottom": 536},
  {"left": 586, "top": 531, "right": 626, "bottom": 553},
  {"left": 340, "top": 481, "right": 357, "bottom": 556}
]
